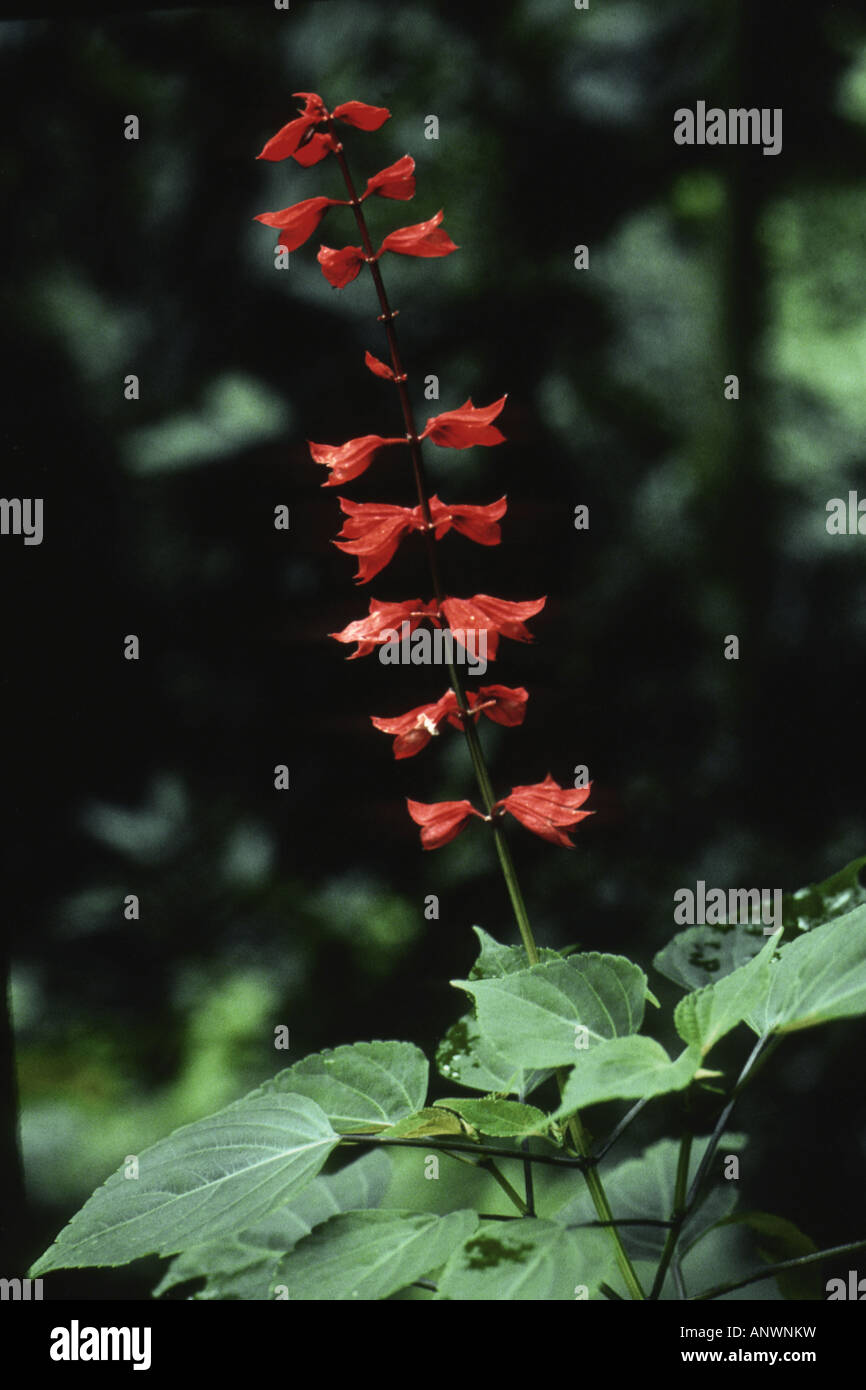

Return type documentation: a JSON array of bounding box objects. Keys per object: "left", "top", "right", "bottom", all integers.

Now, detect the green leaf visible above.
[
  {"left": 452, "top": 953, "right": 648, "bottom": 1069},
  {"left": 153, "top": 1149, "right": 391, "bottom": 1300},
  {"left": 551, "top": 1135, "right": 746, "bottom": 1262},
  {"left": 781, "top": 855, "right": 866, "bottom": 933},
  {"left": 714, "top": 1212, "right": 821, "bottom": 1299},
  {"left": 30, "top": 1091, "right": 339, "bottom": 1274},
  {"left": 261, "top": 1040, "right": 428, "bottom": 1133},
  {"left": 436, "top": 1013, "right": 552, "bottom": 1097},
  {"left": 554, "top": 1036, "right": 700, "bottom": 1117},
  {"left": 271, "top": 1208, "right": 477, "bottom": 1301},
  {"left": 674, "top": 932, "right": 779, "bottom": 1057},
  {"left": 654, "top": 921, "right": 767, "bottom": 993},
  {"left": 435, "top": 1219, "right": 614, "bottom": 1300},
  {"left": 468, "top": 926, "right": 563, "bottom": 979},
  {"left": 747, "top": 904, "right": 866, "bottom": 1034},
  {"left": 434, "top": 1097, "right": 551, "bottom": 1139},
  {"left": 382, "top": 1107, "right": 467, "bottom": 1139}
]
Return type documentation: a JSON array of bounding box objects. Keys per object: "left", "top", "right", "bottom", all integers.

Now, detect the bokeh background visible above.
[{"left": 2, "top": 0, "right": 866, "bottom": 1297}]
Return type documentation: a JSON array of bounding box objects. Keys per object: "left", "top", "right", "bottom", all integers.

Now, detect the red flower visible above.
[
  {"left": 439, "top": 594, "right": 546, "bottom": 660},
  {"left": 317, "top": 244, "right": 367, "bottom": 289},
  {"left": 364, "top": 350, "right": 396, "bottom": 381},
  {"left": 257, "top": 92, "right": 328, "bottom": 162},
  {"left": 330, "top": 99, "right": 391, "bottom": 131},
  {"left": 406, "top": 798, "right": 482, "bottom": 850},
  {"left": 371, "top": 692, "right": 458, "bottom": 759},
  {"left": 428, "top": 495, "right": 506, "bottom": 546},
  {"left": 421, "top": 396, "right": 507, "bottom": 448},
  {"left": 254, "top": 195, "right": 347, "bottom": 253},
  {"left": 257, "top": 93, "right": 389, "bottom": 163},
  {"left": 308, "top": 433, "right": 405, "bottom": 487},
  {"left": 329, "top": 598, "right": 439, "bottom": 659},
  {"left": 469, "top": 684, "right": 529, "bottom": 727},
  {"left": 379, "top": 209, "right": 459, "bottom": 258},
  {"left": 361, "top": 155, "right": 416, "bottom": 202},
  {"left": 333, "top": 499, "right": 417, "bottom": 583},
  {"left": 293, "top": 132, "right": 336, "bottom": 167},
  {"left": 497, "top": 775, "right": 593, "bottom": 848},
  {"left": 333, "top": 494, "right": 507, "bottom": 583},
  {"left": 372, "top": 685, "right": 528, "bottom": 758}
]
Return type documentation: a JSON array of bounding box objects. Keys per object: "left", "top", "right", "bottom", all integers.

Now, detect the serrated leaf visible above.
[
  {"left": 153, "top": 1148, "right": 391, "bottom": 1299},
  {"left": 782, "top": 855, "right": 866, "bottom": 933},
  {"left": 382, "top": 1107, "right": 467, "bottom": 1139},
  {"left": 271, "top": 1208, "right": 477, "bottom": 1300},
  {"left": 31, "top": 1091, "right": 339, "bottom": 1274},
  {"left": 261, "top": 1040, "right": 428, "bottom": 1133},
  {"left": 551, "top": 1134, "right": 746, "bottom": 1262},
  {"left": 468, "top": 926, "right": 563, "bottom": 979},
  {"left": 435, "top": 1218, "right": 613, "bottom": 1300},
  {"left": 554, "top": 1036, "right": 700, "bottom": 1117},
  {"left": 747, "top": 904, "right": 866, "bottom": 1034},
  {"left": 452, "top": 953, "right": 647, "bottom": 1069},
  {"left": 436, "top": 1013, "right": 552, "bottom": 1097},
  {"left": 674, "top": 932, "right": 779, "bottom": 1057},
  {"left": 434, "top": 1097, "right": 550, "bottom": 1139}
]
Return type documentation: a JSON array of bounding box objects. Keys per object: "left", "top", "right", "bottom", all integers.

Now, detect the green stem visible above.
[
  {"left": 327, "top": 125, "right": 644, "bottom": 1300},
  {"left": 692, "top": 1237, "right": 866, "bottom": 1301},
  {"left": 649, "top": 1130, "right": 692, "bottom": 1299},
  {"left": 482, "top": 1159, "right": 529, "bottom": 1216},
  {"left": 339, "top": 1132, "right": 591, "bottom": 1169}
]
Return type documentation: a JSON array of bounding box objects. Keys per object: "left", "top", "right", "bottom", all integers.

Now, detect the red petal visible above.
[
  {"left": 440, "top": 594, "right": 546, "bottom": 661},
  {"left": 293, "top": 131, "right": 336, "bottom": 166},
  {"left": 364, "top": 350, "right": 396, "bottom": 381},
  {"left": 317, "top": 244, "right": 367, "bottom": 289},
  {"left": 500, "top": 774, "right": 593, "bottom": 848},
  {"left": 371, "top": 692, "right": 457, "bottom": 759},
  {"left": 254, "top": 196, "right": 344, "bottom": 252},
  {"left": 330, "top": 598, "right": 438, "bottom": 658},
  {"left": 308, "top": 433, "right": 404, "bottom": 487},
  {"left": 447, "top": 496, "right": 507, "bottom": 545},
  {"left": 257, "top": 94, "right": 327, "bottom": 161},
  {"left": 406, "top": 798, "right": 480, "bottom": 850},
  {"left": 379, "top": 210, "right": 459, "bottom": 259},
  {"left": 362, "top": 155, "right": 416, "bottom": 201},
  {"left": 422, "top": 396, "right": 507, "bottom": 448},
  {"left": 332, "top": 99, "right": 391, "bottom": 130},
  {"left": 333, "top": 498, "right": 415, "bottom": 583},
  {"left": 475, "top": 684, "right": 529, "bottom": 727}
]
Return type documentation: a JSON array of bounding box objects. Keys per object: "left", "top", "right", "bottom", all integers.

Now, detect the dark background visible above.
[{"left": 2, "top": 0, "right": 865, "bottom": 1297}]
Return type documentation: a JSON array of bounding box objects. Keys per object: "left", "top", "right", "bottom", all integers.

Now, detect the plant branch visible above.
[
  {"left": 685, "top": 1033, "right": 774, "bottom": 1212},
  {"left": 692, "top": 1237, "right": 866, "bottom": 1301},
  {"left": 649, "top": 1130, "right": 692, "bottom": 1299},
  {"left": 329, "top": 128, "right": 644, "bottom": 1301}
]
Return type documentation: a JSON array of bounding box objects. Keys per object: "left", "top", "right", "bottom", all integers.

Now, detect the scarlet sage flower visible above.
[
  {"left": 317, "top": 244, "right": 367, "bottom": 289},
  {"left": 421, "top": 396, "right": 507, "bottom": 448},
  {"left": 257, "top": 93, "right": 390, "bottom": 163},
  {"left": 406, "top": 798, "right": 482, "bottom": 850},
  {"left": 372, "top": 685, "right": 528, "bottom": 759},
  {"left": 497, "top": 775, "right": 593, "bottom": 848},
  {"left": 378, "top": 210, "right": 458, "bottom": 258},
  {"left": 330, "top": 598, "right": 439, "bottom": 658},
  {"left": 439, "top": 594, "right": 546, "bottom": 660},
  {"left": 371, "top": 692, "right": 459, "bottom": 759},
  {"left": 361, "top": 155, "right": 416, "bottom": 202},
  {"left": 318, "top": 210, "right": 458, "bottom": 288},
  {"left": 364, "top": 351, "right": 397, "bottom": 380},
  {"left": 254, "top": 195, "right": 347, "bottom": 253},
  {"left": 308, "top": 432, "right": 405, "bottom": 487},
  {"left": 333, "top": 494, "right": 507, "bottom": 583}
]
